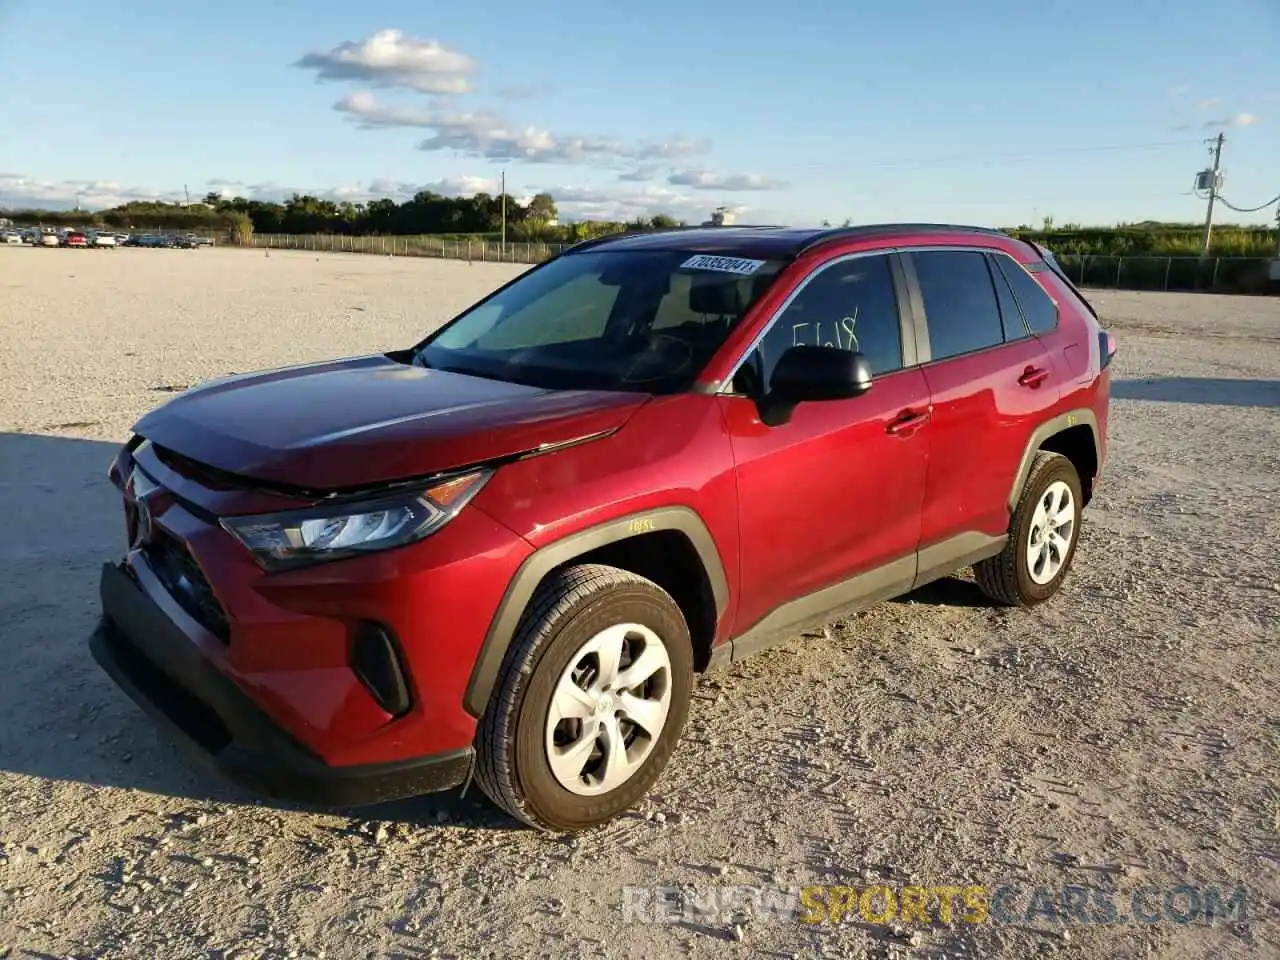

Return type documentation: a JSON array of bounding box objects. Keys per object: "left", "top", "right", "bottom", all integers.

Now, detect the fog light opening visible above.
[{"left": 350, "top": 621, "right": 412, "bottom": 718}]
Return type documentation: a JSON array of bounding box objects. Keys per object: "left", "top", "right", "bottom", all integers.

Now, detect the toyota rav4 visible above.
[{"left": 91, "top": 224, "right": 1114, "bottom": 831}]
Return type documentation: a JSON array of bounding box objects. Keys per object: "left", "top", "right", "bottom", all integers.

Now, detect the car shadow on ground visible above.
[
  {"left": 893, "top": 576, "right": 997, "bottom": 609},
  {"left": 0, "top": 431, "right": 517, "bottom": 831},
  {"left": 1111, "top": 376, "right": 1280, "bottom": 408}
]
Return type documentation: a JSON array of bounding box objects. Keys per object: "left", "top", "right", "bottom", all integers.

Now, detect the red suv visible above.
[{"left": 91, "top": 224, "right": 1114, "bottom": 831}]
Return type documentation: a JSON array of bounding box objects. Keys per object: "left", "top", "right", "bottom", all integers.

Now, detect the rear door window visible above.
[{"left": 910, "top": 250, "right": 1005, "bottom": 361}]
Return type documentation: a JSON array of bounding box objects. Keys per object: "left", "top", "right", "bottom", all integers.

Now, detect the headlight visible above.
[{"left": 220, "top": 469, "right": 491, "bottom": 572}]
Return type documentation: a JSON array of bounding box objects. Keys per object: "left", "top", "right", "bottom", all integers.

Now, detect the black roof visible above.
[{"left": 572, "top": 223, "right": 1012, "bottom": 259}]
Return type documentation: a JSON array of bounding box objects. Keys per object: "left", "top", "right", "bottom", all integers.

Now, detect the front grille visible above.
[{"left": 146, "top": 533, "right": 231, "bottom": 643}]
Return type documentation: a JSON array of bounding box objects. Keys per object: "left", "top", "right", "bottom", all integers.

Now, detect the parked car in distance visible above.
[
  {"left": 62, "top": 230, "right": 88, "bottom": 248},
  {"left": 90, "top": 223, "right": 1114, "bottom": 832},
  {"left": 89, "top": 230, "right": 118, "bottom": 248},
  {"left": 1, "top": 231, "right": 22, "bottom": 245},
  {"left": 37, "top": 230, "right": 60, "bottom": 247}
]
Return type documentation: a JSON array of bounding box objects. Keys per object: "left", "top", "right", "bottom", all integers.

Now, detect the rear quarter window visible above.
[{"left": 996, "top": 256, "right": 1059, "bottom": 334}]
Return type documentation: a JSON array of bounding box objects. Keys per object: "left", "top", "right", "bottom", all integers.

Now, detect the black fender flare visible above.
[
  {"left": 1008, "top": 408, "right": 1101, "bottom": 512},
  {"left": 462, "top": 506, "right": 729, "bottom": 718}
]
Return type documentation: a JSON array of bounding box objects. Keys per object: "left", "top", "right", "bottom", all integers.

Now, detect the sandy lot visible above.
[{"left": 1, "top": 247, "right": 1277, "bottom": 960}]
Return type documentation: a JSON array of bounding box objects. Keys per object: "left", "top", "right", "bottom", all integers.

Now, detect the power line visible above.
[
  {"left": 790, "top": 138, "right": 1199, "bottom": 173},
  {"left": 1216, "top": 193, "right": 1280, "bottom": 213}
]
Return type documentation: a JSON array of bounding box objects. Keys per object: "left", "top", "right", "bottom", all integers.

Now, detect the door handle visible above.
[
  {"left": 1018, "top": 365, "right": 1051, "bottom": 388},
  {"left": 886, "top": 408, "right": 930, "bottom": 437}
]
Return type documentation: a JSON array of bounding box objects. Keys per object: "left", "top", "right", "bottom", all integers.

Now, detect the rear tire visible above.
[
  {"left": 474, "top": 563, "right": 693, "bottom": 832},
  {"left": 975, "top": 451, "right": 1083, "bottom": 606}
]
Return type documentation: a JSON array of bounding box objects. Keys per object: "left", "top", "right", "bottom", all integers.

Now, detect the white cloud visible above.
[
  {"left": 495, "top": 82, "right": 555, "bottom": 100},
  {"left": 206, "top": 175, "right": 503, "bottom": 204},
  {"left": 1202, "top": 112, "right": 1260, "bottom": 129},
  {"left": 295, "top": 29, "right": 474, "bottom": 95},
  {"left": 1196, "top": 97, "right": 1222, "bottom": 108},
  {"left": 1, "top": 171, "right": 770, "bottom": 223},
  {"left": 335, "top": 92, "right": 709, "bottom": 166},
  {"left": 416, "top": 176, "right": 502, "bottom": 196},
  {"left": 212, "top": 177, "right": 733, "bottom": 219},
  {"left": 0, "top": 174, "right": 183, "bottom": 210},
  {"left": 532, "top": 183, "right": 751, "bottom": 223},
  {"left": 667, "top": 170, "right": 790, "bottom": 191}
]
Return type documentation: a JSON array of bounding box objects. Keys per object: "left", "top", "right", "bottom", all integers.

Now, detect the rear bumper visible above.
[{"left": 91, "top": 560, "right": 473, "bottom": 806}]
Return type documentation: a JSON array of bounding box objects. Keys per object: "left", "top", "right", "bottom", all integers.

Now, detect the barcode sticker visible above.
[{"left": 680, "top": 254, "right": 766, "bottom": 275}]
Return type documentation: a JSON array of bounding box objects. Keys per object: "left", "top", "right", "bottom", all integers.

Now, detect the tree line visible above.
[
  {"left": 1006, "top": 220, "right": 1276, "bottom": 258},
  {"left": 1, "top": 191, "right": 686, "bottom": 245},
  {"left": 2, "top": 195, "right": 1275, "bottom": 256}
]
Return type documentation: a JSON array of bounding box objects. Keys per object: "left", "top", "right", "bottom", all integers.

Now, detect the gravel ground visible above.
[{"left": 1, "top": 247, "right": 1277, "bottom": 960}]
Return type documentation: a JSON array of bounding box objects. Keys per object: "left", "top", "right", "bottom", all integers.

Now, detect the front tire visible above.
[
  {"left": 975, "top": 451, "right": 1083, "bottom": 606},
  {"left": 474, "top": 564, "right": 693, "bottom": 832}
]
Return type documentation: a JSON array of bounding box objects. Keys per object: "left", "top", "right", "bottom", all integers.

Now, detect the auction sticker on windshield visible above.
[{"left": 680, "top": 254, "right": 766, "bottom": 275}]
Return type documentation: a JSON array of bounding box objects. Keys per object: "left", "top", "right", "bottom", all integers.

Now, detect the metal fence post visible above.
[
  {"left": 1115, "top": 258, "right": 1123, "bottom": 288},
  {"left": 1163, "top": 257, "right": 1172, "bottom": 291},
  {"left": 1211, "top": 257, "right": 1221, "bottom": 289}
]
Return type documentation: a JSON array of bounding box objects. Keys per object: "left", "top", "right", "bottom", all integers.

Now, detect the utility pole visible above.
[
  {"left": 500, "top": 169, "right": 506, "bottom": 251},
  {"left": 1200, "top": 132, "right": 1225, "bottom": 256}
]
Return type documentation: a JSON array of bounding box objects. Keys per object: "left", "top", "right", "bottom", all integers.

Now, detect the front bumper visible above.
[{"left": 91, "top": 560, "right": 473, "bottom": 806}]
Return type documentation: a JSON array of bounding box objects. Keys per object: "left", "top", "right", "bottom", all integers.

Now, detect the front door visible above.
[{"left": 721, "top": 251, "right": 931, "bottom": 637}]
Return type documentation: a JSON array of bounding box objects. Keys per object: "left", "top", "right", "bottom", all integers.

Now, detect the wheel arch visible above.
[
  {"left": 1008, "top": 410, "right": 1101, "bottom": 511},
  {"left": 462, "top": 507, "right": 728, "bottom": 718}
]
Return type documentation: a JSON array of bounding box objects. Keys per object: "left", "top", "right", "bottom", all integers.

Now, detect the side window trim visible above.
[
  {"left": 985, "top": 252, "right": 1033, "bottom": 342},
  {"left": 993, "top": 251, "right": 1060, "bottom": 333},
  {"left": 717, "top": 248, "right": 907, "bottom": 394},
  {"left": 888, "top": 252, "right": 920, "bottom": 369},
  {"left": 897, "top": 251, "right": 932, "bottom": 365}
]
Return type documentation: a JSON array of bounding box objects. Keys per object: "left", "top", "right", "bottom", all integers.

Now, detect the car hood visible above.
[{"left": 133, "top": 354, "right": 646, "bottom": 491}]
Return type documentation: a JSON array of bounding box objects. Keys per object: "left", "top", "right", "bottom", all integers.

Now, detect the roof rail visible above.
[
  {"left": 797, "top": 222, "right": 1011, "bottom": 255},
  {"left": 563, "top": 223, "right": 788, "bottom": 254},
  {"left": 562, "top": 231, "right": 645, "bottom": 253}
]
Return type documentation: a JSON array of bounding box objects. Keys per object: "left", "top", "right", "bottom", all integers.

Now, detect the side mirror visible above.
[{"left": 758, "top": 346, "right": 872, "bottom": 426}]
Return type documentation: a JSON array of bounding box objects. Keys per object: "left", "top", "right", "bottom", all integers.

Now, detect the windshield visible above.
[{"left": 415, "top": 249, "right": 786, "bottom": 393}]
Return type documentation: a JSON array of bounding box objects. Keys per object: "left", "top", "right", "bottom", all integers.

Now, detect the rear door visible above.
[{"left": 903, "top": 248, "right": 1061, "bottom": 563}]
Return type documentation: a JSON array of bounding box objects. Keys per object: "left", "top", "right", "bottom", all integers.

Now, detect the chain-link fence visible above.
[
  {"left": 1055, "top": 255, "right": 1276, "bottom": 294},
  {"left": 247, "top": 236, "right": 1278, "bottom": 292},
  {"left": 250, "top": 234, "right": 568, "bottom": 263}
]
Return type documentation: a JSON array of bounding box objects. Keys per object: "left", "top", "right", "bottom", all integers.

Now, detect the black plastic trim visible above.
[
  {"left": 462, "top": 506, "right": 729, "bottom": 717},
  {"left": 92, "top": 561, "right": 471, "bottom": 806},
  {"left": 350, "top": 622, "right": 413, "bottom": 718}
]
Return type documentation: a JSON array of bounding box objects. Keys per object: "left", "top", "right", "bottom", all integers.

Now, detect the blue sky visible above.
[{"left": 0, "top": 0, "right": 1276, "bottom": 226}]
